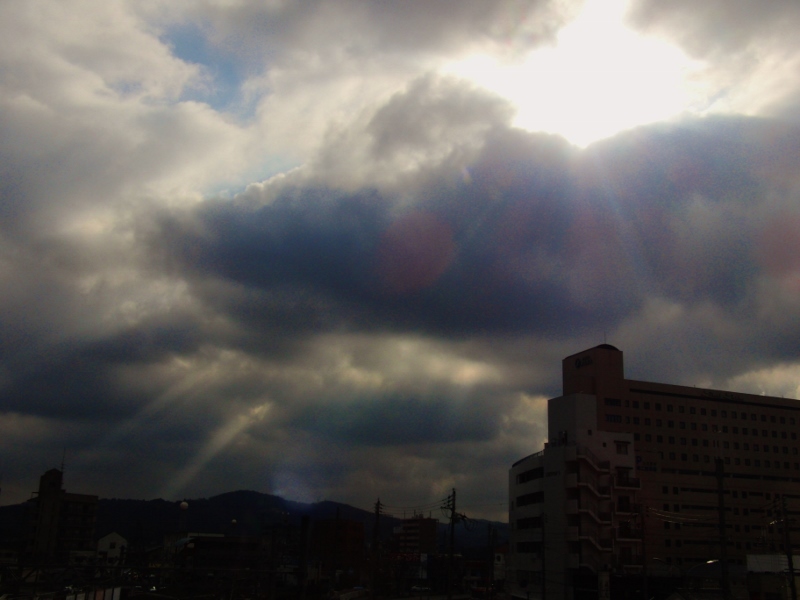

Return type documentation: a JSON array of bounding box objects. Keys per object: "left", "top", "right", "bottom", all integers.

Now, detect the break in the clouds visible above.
[{"left": 2, "top": 0, "right": 800, "bottom": 520}]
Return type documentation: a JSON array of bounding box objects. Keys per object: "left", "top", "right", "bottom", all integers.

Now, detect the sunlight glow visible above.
[{"left": 443, "top": 0, "right": 708, "bottom": 147}]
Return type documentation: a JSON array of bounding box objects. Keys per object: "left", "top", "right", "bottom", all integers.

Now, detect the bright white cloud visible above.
[{"left": 443, "top": 0, "right": 712, "bottom": 146}]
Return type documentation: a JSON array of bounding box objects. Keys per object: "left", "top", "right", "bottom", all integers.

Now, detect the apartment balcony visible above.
[
  {"left": 567, "top": 553, "right": 580, "bottom": 569},
  {"left": 566, "top": 500, "right": 579, "bottom": 514},
  {"left": 614, "top": 475, "right": 641, "bottom": 489},
  {"left": 565, "top": 473, "right": 578, "bottom": 488},
  {"left": 576, "top": 446, "right": 611, "bottom": 473},
  {"left": 576, "top": 475, "right": 612, "bottom": 498},
  {"left": 616, "top": 525, "right": 643, "bottom": 540},
  {"left": 567, "top": 526, "right": 579, "bottom": 541},
  {"left": 615, "top": 503, "right": 641, "bottom": 516}
]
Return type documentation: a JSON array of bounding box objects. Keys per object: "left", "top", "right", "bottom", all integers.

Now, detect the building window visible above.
[
  {"left": 656, "top": 403, "right": 662, "bottom": 411},
  {"left": 701, "top": 408, "right": 707, "bottom": 416},
  {"left": 517, "top": 492, "right": 544, "bottom": 506},
  {"left": 605, "top": 397, "right": 622, "bottom": 406},
  {"left": 668, "top": 421, "right": 675, "bottom": 428},
  {"left": 517, "top": 467, "right": 544, "bottom": 484},
  {"left": 645, "top": 434, "right": 652, "bottom": 442},
  {"left": 606, "top": 414, "right": 622, "bottom": 423},
  {"left": 645, "top": 418, "right": 651, "bottom": 425},
  {"left": 668, "top": 405, "right": 674, "bottom": 412},
  {"left": 616, "top": 442, "right": 629, "bottom": 455},
  {"left": 690, "top": 407, "right": 696, "bottom": 414},
  {"left": 633, "top": 401, "right": 639, "bottom": 408},
  {"left": 721, "top": 410, "right": 727, "bottom": 417},
  {"left": 679, "top": 422, "right": 686, "bottom": 429}
]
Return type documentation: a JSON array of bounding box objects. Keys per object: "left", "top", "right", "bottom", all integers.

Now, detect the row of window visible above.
[
  {"left": 516, "top": 491, "right": 544, "bottom": 507},
  {"left": 604, "top": 396, "right": 797, "bottom": 425},
  {"left": 605, "top": 413, "right": 799, "bottom": 440},
  {"left": 516, "top": 467, "right": 543, "bottom": 484},
  {"left": 655, "top": 452, "right": 800, "bottom": 469},
  {"left": 643, "top": 435, "right": 797, "bottom": 454}
]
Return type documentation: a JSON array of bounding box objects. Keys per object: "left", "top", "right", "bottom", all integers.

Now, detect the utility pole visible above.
[
  {"left": 781, "top": 495, "right": 797, "bottom": 600},
  {"left": 716, "top": 458, "right": 731, "bottom": 600},
  {"left": 541, "top": 514, "right": 546, "bottom": 600},
  {"left": 640, "top": 506, "right": 647, "bottom": 600},
  {"left": 446, "top": 489, "right": 457, "bottom": 600},
  {"left": 372, "top": 498, "right": 382, "bottom": 600}
]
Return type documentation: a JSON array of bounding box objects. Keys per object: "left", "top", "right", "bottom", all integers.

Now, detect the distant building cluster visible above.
[{"left": 0, "top": 473, "right": 501, "bottom": 600}]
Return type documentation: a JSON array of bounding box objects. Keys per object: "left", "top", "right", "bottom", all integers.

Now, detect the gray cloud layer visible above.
[{"left": 3, "top": 0, "right": 800, "bottom": 519}]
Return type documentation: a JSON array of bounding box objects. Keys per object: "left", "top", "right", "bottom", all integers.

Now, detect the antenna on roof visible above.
[{"left": 60, "top": 448, "right": 66, "bottom": 474}]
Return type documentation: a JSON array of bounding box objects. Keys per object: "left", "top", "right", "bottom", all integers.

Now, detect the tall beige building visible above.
[{"left": 509, "top": 344, "right": 800, "bottom": 600}]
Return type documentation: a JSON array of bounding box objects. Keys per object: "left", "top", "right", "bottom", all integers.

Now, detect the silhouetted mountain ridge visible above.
[{"left": 0, "top": 490, "right": 507, "bottom": 553}]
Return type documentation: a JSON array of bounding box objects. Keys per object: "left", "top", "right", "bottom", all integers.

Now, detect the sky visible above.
[{"left": 2, "top": 0, "right": 800, "bottom": 521}]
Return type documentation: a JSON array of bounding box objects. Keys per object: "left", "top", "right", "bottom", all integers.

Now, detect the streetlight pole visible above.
[{"left": 715, "top": 458, "right": 731, "bottom": 600}]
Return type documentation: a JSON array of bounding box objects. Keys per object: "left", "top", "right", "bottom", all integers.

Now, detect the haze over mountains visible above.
[{"left": 0, "top": 490, "right": 508, "bottom": 554}]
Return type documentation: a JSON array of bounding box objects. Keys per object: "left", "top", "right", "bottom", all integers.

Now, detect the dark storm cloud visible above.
[
  {"left": 0, "top": 317, "right": 203, "bottom": 419},
  {"left": 292, "top": 392, "right": 502, "bottom": 446},
  {"left": 153, "top": 116, "right": 799, "bottom": 348}
]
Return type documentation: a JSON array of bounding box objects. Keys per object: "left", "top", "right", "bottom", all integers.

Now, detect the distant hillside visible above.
[{"left": 0, "top": 490, "right": 507, "bottom": 553}]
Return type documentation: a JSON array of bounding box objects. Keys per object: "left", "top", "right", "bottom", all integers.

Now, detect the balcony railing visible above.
[
  {"left": 616, "top": 525, "right": 643, "bottom": 540},
  {"left": 614, "top": 475, "right": 641, "bottom": 488},
  {"left": 615, "top": 502, "right": 641, "bottom": 515},
  {"left": 576, "top": 446, "right": 611, "bottom": 472}
]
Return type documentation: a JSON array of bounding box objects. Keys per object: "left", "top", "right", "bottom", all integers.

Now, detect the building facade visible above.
[
  {"left": 509, "top": 345, "right": 800, "bottom": 600},
  {"left": 25, "top": 469, "right": 98, "bottom": 564},
  {"left": 392, "top": 516, "right": 439, "bottom": 555}
]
